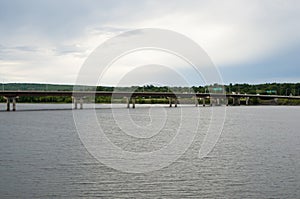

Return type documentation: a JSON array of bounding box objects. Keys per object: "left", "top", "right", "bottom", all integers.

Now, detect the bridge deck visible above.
[{"left": 0, "top": 91, "right": 300, "bottom": 100}]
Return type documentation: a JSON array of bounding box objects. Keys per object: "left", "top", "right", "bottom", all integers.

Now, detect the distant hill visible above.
[{"left": 1, "top": 83, "right": 74, "bottom": 91}]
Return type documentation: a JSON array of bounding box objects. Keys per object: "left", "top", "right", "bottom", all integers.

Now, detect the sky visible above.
[{"left": 0, "top": 0, "right": 299, "bottom": 86}]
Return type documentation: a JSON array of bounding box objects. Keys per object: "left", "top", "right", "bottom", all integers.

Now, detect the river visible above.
[{"left": 0, "top": 104, "right": 299, "bottom": 198}]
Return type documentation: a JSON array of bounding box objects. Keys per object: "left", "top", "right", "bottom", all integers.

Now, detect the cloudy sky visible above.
[{"left": 0, "top": 0, "right": 299, "bottom": 86}]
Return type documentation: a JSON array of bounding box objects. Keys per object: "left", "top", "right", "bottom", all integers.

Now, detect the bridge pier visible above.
[
  {"left": 79, "top": 98, "right": 83, "bottom": 109},
  {"left": 245, "top": 97, "right": 250, "bottom": 105},
  {"left": 72, "top": 97, "right": 84, "bottom": 109},
  {"left": 5, "top": 97, "right": 10, "bottom": 111},
  {"left": 4, "top": 97, "right": 17, "bottom": 111},
  {"left": 216, "top": 98, "right": 220, "bottom": 106},
  {"left": 72, "top": 97, "right": 77, "bottom": 109},
  {"left": 202, "top": 98, "right": 206, "bottom": 106},
  {"left": 194, "top": 97, "right": 198, "bottom": 107},
  {"left": 132, "top": 98, "right": 135, "bottom": 109},
  {"left": 274, "top": 98, "right": 278, "bottom": 105},
  {"left": 125, "top": 97, "right": 136, "bottom": 109},
  {"left": 12, "top": 97, "right": 16, "bottom": 111},
  {"left": 208, "top": 97, "right": 221, "bottom": 106},
  {"left": 210, "top": 97, "right": 213, "bottom": 106},
  {"left": 226, "top": 98, "right": 229, "bottom": 106},
  {"left": 232, "top": 97, "right": 240, "bottom": 106},
  {"left": 169, "top": 97, "right": 172, "bottom": 107},
  {"left": 175, "top": 98, "right": 178, "bottom": 107},
  {"left": 126, "top": 97, "right": 130, "bottom": 108}
]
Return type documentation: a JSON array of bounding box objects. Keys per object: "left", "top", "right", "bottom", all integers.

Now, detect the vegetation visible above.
[{"left": 0, "top": 83, "right": 299, "bottom": 105}]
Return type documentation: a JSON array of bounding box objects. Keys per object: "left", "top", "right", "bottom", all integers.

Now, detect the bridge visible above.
[{"left": 1, "top": 90, "right": 300, "bottom": 111}]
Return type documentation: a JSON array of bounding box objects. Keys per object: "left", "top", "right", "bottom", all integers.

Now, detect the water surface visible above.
[{"left": 0, "top": 104, "right": 299, "bottom": 198}]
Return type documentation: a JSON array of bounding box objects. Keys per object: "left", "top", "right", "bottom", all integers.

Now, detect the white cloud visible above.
[
  {"left": 98, "top": 50, "right": 205, "bottom": 86},
  {"left": 119, "top": 0, "right": 300, "bottom": 66}
]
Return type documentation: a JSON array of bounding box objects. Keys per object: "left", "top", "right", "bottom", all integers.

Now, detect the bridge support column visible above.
[
  {"left": 72, "top": 97, "right": 84, "bottom": 109},
  {"left": 202, "top": 98, "right": 206, "bottom": 106},
  {"left": 210, "top": 97, "right": 213, "bottom": 106},
  {"left": 226, "top": 98, "right": 229, "bottom": 106},
  {"left": 169, "top": 97, "right": 172, "bottom": 107},
  {"left": 4, "top": 97, "right": 17, "bottom": 111},
  {"left": 175, "top": 98, "right": 178, "bottom": 107},
  {"left": 79, "top": 98, "right": 83, "bottom": 109},
  {"left": 12, "top": 97, "right": 16, "bottom": 111},
  {"left": 72, "top": 97, "right": 78, "bottom": 109},
  {"left": 132, "top": 98, "right": 135, "bottom": 109},
  {"left": 194, "top": 97, "right": 198, "bottom": 107},
  {"left": 216, "top": 98, "right": 220, "bottom": 106},
  {"left": 246, "top": 97, "right": 250, "bottom": 105},
  {"left": 5, "top": 97, "right": 10, "bottom": 111},
  {"left": 233, "top": 97, "right": 240, "bottom": 106},
  {"left": 126, "top": 97, "right": 130, "bottom": 108}
]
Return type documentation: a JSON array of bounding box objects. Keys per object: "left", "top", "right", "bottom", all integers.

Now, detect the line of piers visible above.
[
  {"left": 2, "top": 96, "right": 251, "bottom": 111},
  {"left": 123, "top": 96, "right": 250, "bottom": 109}
]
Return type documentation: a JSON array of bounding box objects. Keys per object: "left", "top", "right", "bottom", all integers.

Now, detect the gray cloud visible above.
[
  {"left": 0, "top": 45, "right": 39, "bottom": 52},
  {"left": 0, "top": 0, "right": 299, "bottom": 84},
  {"left": 52, "top": 44, "right": 87, "bottom": 57},
  {"left": 89, "top": 26, "right": 131, "bottom": 35}
]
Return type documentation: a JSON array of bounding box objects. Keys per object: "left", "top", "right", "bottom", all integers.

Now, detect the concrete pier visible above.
[
  {"left": 175, "top": 98, "right": 178, "bottom": 107},
  {"left": 246, "top": 97, "right": 250, "bottom": 105},
  {"left": 202, "top": 98, "right": 206, "bottom": 106},
  {"left": 4, "top": 97, "right": 17, "bottom": 111},
  {"left": 216, "top": 98, "right": 220, "bottom": 106},
  {"left": 126, "top": 97, "right": 130, "bottom": 108},
  {"left": 72, "top": 97, "right": 84, "bottom": 109},
  {"left": 233, "top": 97, "right": 240, "bottom": 106},
  {"left": 195, "top": 97, "right": 198, "bottom": 107},
  {"left": 79, "top": 98, "right": 83, "bottom": 109},
  {"left": 74, "top": 100, "right": 77, "bottom": 109},
  {"left": 132, "top": 98, "right": 135, "bottom": 109},
  {"left": 125, "top": 97, "right": 136, "bottom": 109},
  {"left": 5, "top": 97, "right": 10, "bottom": 111},
  {"left": 12, "top": 97, "right": 16, "bottom": 111},
  {"left": 73, "top": 97, "right": 78, "bottom": 109},
  {"left": 169, "top": 97, "right": 172, "bottom": 107}
]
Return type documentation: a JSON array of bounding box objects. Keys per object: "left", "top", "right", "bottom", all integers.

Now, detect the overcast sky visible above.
[{"left": 0, "top": 0, "right": 299, "bottom": 86}]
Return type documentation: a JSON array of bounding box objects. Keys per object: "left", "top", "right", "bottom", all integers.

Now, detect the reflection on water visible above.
[{"left": 0, "top": 104, "right": 299, "bottom": 198}]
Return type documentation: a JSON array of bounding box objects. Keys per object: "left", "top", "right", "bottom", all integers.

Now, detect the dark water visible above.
[{"left": 0, "top": 104, "right": 299, "bottom": 198}]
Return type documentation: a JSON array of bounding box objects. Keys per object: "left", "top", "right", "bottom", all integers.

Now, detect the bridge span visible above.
[{"left": 1, "top": 91, "right": 300, "bottom": 111}]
